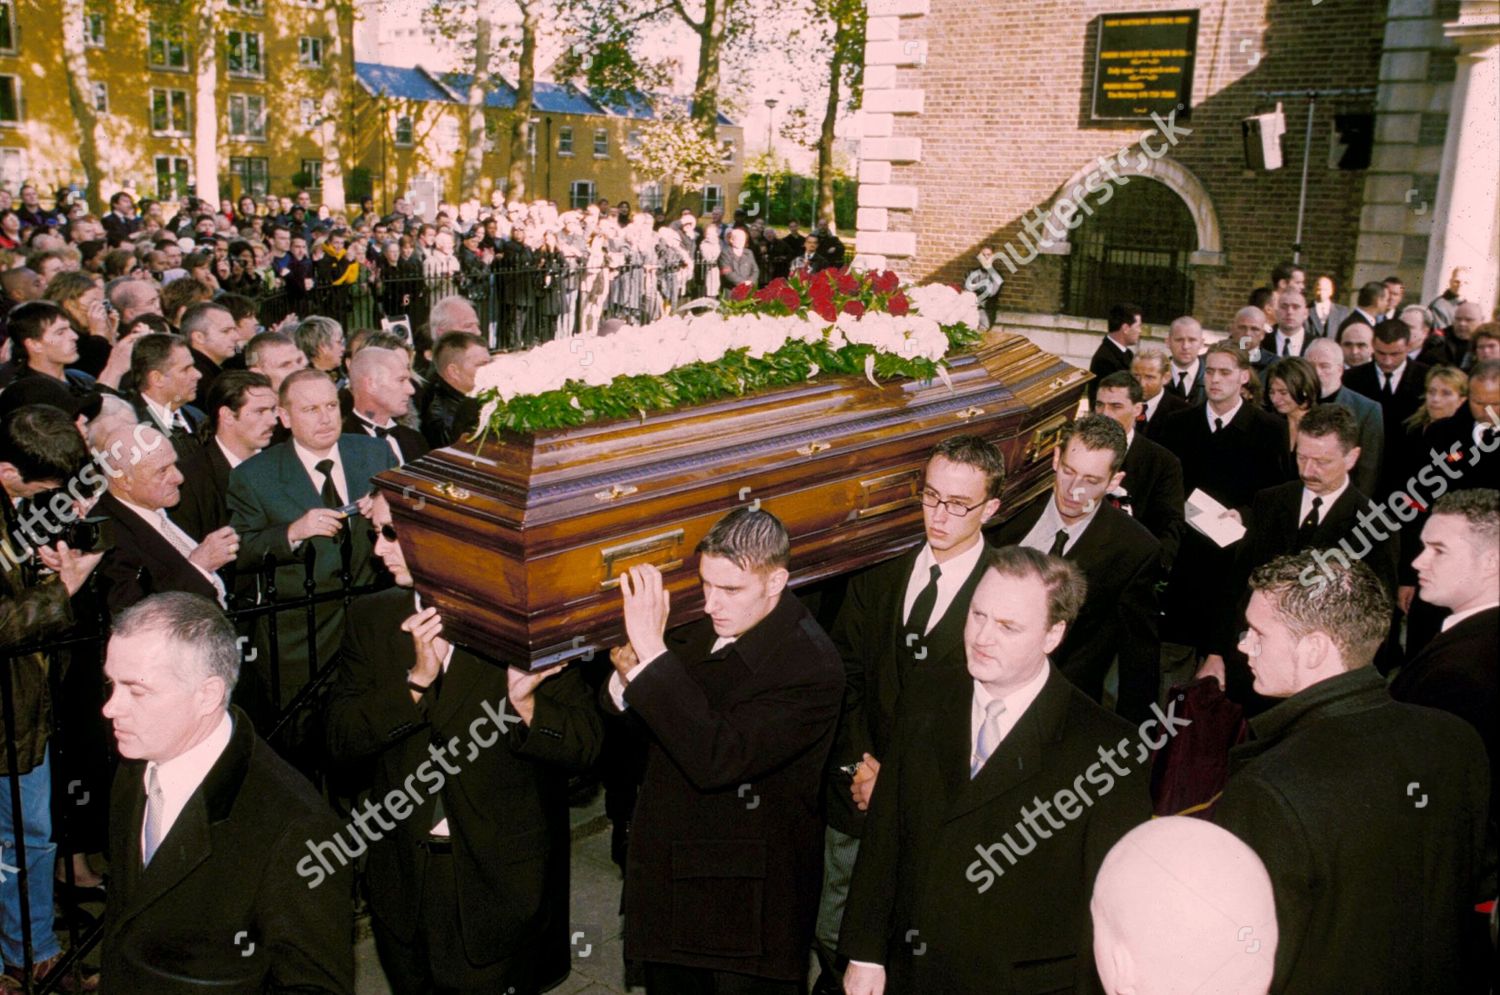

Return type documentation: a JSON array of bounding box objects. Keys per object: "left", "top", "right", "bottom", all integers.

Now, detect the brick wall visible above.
[{"left": 869, "top": 0, "right": 1386, "bottom": 328}]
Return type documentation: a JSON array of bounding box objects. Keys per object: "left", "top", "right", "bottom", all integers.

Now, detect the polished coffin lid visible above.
[{"left": 373, "top": 330, "right": 1088, "bottom": 667}]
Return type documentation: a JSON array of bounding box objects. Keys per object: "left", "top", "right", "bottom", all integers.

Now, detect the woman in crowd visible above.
[{"left": 1264, "top": 356, "right": 1319, "bottom": 475}]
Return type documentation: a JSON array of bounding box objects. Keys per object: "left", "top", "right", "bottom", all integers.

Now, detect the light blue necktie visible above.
[
  {"left": 143, "top": 766, "right": 165, "bottom": 866},
  {"left": 971, "top": 698, "right": 1007, "bottom": 779}
]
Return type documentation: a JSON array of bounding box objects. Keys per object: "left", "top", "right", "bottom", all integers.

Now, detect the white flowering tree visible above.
[{"left": 623, "top": 114, "right": 726, "bottom": 213}]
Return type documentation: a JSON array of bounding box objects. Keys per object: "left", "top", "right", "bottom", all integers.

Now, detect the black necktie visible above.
[
  {"left": 367, "top": 422, "right": 390, "bottom": 438},
  {"left": 1048, "top": 529, "right": 1069, "bottom": 557},
  {"left": 315, "top": 458, "right": 342, "bottom": 508},
  {"left": 1174, "top": 372, "right": 1186, "bottom": 394},
  {"left": 1381, "top": 373, "right": 1394, "bottom": 397},
  {"left": 1213, "top": 417, "right": 1224, "bottom": 433},
  {"left": 1281, "top": 336, "right": 1291, "bottom": 356},
  {"left": 1298, "top": 495, "right": 1323, "bottom": 546},
  {"left": 906, "top": 564, "right": 941, "bottom": 641}
]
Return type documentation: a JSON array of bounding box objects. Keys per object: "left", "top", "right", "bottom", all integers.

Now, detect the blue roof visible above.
[
  {"left": 596, "top": 91, "right": 734, "bottom": 126},
  {"left": 438, "top": 73, "right": 605, "bottom": 116},
  {"left": 355, "top": 62, "right": 456, "bottom": 103}
]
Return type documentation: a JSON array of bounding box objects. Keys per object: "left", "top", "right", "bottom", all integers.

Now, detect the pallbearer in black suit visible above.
[
  {"left": 814, "top": 435, "right": 1004, "bottom": 994},
  {"left": 1092, "top": 371, "right": 1186, "bottom": 572},
  {"left": 342, "top": 345, "right": 430, "bottom": 464},
  {"left": 839, "top": 548, "right": 1151, "bottom": 995},
  {"left": 1164, "top": 317, "right": 1208, "bottom": 404},
  {"left": 989, "top": 415, "right": 1162, "bottom": 724},
  {"left": 1130, "top": 344, "right": 1188, "bottom": 439},
  {"left": 326, "top": 493, "right": 603, "bottom": 994},
  {"left": 101, "top": 593, "right": 353, "bottom": 994},
  {"left": 171, "top": 371, "right": 278, "bottom": 542},
  {"left": 605, "top": 510, "right": 843, "bottom": 994},
  {"left": 1086, "top": 302, "right": 1142, "bottom": 406},
  {"left": 1157, "top": 343, "right": 1287, "bottom": 671}
]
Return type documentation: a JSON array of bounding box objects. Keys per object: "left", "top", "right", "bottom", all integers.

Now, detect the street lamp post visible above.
[{"left": 764, "top": 98, "right": 778, "bottom": 224}]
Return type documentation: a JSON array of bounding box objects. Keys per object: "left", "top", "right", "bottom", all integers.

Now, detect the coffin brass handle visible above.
[
  {"left": 957, "top": 406, "right": 986, "bottom": 421},
  {"left": 1022, "top": 413, "right": 1071, "bottom": 463},
  {"left": 593, "top": 483, "right": 639, "bottom": 502},
  {"left": 599, "top": 528, "right": 686, "bottom": 590},
  {"left": 856, "top": 468, "right": 922, "bottom": 519},
  {"left": 796, "top": 441, "right": 831, "bottom": 457}
]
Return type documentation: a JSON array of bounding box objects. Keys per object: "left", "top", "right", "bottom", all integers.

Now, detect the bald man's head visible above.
[
  {"left": 1, "top": 267, "right": 45, "bottom": 304},
  {"left": 1092, "top": 817, "right": 1277, "bottom": 995}
]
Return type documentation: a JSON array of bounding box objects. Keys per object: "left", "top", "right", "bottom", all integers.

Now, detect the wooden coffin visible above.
[{"left": 373, "top": 330, "right": 1087, "bottom": 667}]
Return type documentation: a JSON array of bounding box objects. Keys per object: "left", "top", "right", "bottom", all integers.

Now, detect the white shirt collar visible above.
[
  {"left": 905, "top": 537, "right": 987, "bottom": 634},
  {"left": 291, "top": 439, "right": 347, "bottom": 506},
  {"left": 143, "top": 394, "right": 181, "bottom": 432},
  {"left": 1300, "top": 479, "right": 1350, "bottom": 523},
  {"left": 1105, "top": 334, "right": 1131, "bottom": 354},
  {"left": 215, "top": 436, "right": 246, "bottom": 469},
  {"left": 1171, "top": 357, "right": 1199, "bottom": 379},
  {"left": 1275, "top": 326, "right": 1304, "bottom": 353},
  {"left": 1207, "top": 397, "right": 1242, "bottom": 430},
  {"left": 1142, "top": 391, "right": 1163, "bottom": 419},
  {"left": 1442, "top": 602, "right": 1499, "bottom": 632},
  {"left": 971, "top": 664, "right": 1051, "bottom": 765},
  {"left": 1380, "top": 362, "right": 1407, "bottom": 389},
  {"left": 141, "top": 711, "right": 233, "bottom": 857}
]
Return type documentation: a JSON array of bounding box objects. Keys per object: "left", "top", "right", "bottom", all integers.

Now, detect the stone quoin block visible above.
[
  {"left": 858, "top": 184, "right": 920, "bottom": 210},
  {"left": 860, "top": 137, "right": 923, "bottom": 163},
  {"left": 862, "top": 89, "right": 926, "bottom": 115},
  {"left": 859, "top": 160, "right": 893, "bottom": 185},
  {"left": 866, "top": 16, "right": 901, "bottom": 42},
  {"left": 856, "top": 231, "right": 919, "bottom": 258},
  {"left": 862, "top": 113, "right": 894, "bottom": 138},
  {"left": 867, "top": 0, "right": 931, "bottom": 16},
  {"left": 864, "top": 66, "right": 898, "bottom": 90},
  {"left": 856, "top": 208, "right": 891, "bottom": 232},
  {"left": 864, "top": 39, "right": 928, "bottom": 67}
]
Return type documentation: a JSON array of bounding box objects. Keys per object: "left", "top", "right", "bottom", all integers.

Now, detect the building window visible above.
[
  {"left": 226, "top": 30, "right": 264, "bottom": 78},
  {"left": 721, "top": 139, "right": 735, "bottom": 165},
  {"left": 147, "top": 21, "right": 187, "bottom": 71},
  {"left": 394, "top": 115, "right": 413, "bottom": 147},
  {"left": 301, "top": 159, "right": 323, "bottom": 189},
  {"left": 227, "top": 93, "right": 267, "bottom": 139},
  {"left": 299, "top": 98, "right": 318, "bottom": 129},
  {"left": 1062, "top": 176, "right": 1196, "bottom": 324},
  {"left": 702, "top": 184, "right": 724, "bottom": 215},
  {"left": 91, "top": 81, "right": 108, "bottom": 114},
  {"left": 558, "top": 125, "right": 573, "bottom": 156},
  {"left": 229, "top": 156, "right": 269, "bottom": 197},
  {"left": 149, "top": 88, "right": 189, "bottom": 135},
  {"left": 155, "top": 155, "right": 190, "bottom": 200},
  {"left": 483, "top": 117, "right": 499, "bottom": 153},
  {"left": 593, "top": 128, "right": 608, "bottom": 158},
  {"left": 85, "top": 11, "right": 106, "bottom": 48},
  {"left": 298, "top": 36, "right": 323, "bottom": 68},
  {"left": 638, "top": 181, "right": 663, "bottom": 212},
  {"left": 627, "top": 130, "right": 641, "bottom": 148},
  {"left": 225, "top": 0, "right": 264, "bottom": 13},
  {"left": 569, "top": 179, "right": 595, "bottom": 210},
  {"left": 0, "top": 1, "right": 17, "bottom": 53},
  {"left": 0, "top": 76, "right": 17, "bottom": 125},
  {"left": 0, "top": 148, "right": 24, "bottom": 189}
]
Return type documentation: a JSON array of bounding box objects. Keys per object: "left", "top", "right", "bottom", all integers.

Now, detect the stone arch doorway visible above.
[{"left": 1063, "top": 176, "right": 1198, "bottom": 325}]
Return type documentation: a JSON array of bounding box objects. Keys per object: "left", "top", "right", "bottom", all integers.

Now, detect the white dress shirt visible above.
[
  {"left": 215, "top": 436, "right": 247, "bottom": 470},
  {"left": 1273, "top": 327, "right": 1305, "bottom": 358},
  {"left": 292, "top": 440, "right": 349, "bottom": 507},
  {"left": 1206, "top": 397, "right": 1242, "bottom": 432},
  {"left": 902, "top": 539, "right": 986, "bottom": 635},
  {"left": 1019, "top": 492, "right": 1100, "bottom": 557},
  {"left": 351, "top": 413, "right": 404, "bottom": 462},
  {"left": 1170, "top": 358, "right": 1200, "bottom": 393},
  {"left": 1378, "top": 361, "right": 1408, "bottom": 394},
  {"left": 1442, "top": 602, "right": 1500, "bottom": 633},
  {"left": 143, "top": 394, "right": 190, "bottom": 435},
  {"left": 1142, "top": 391, "right": 1165, "bottom": 422},
  {"left": 970, "top": 664, "right": 1050, "bottom": 771},
  {"left": 141, "top": 711, "right": 233, "bottom": 859},
  {"left": 1298, "top": 479, "right": 1350, "bottom": 525}
]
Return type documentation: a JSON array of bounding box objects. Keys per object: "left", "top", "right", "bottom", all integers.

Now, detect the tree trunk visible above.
[
  {"left": 59, "top": 0, "right": 105, "bottom": 211},
  {"left": 506, "top": 0, "right": 538, "bottom": 202},
  {"left": 319, "top": 1, "right": 350, "bottom": 212},
  {"left": 192, "top": 4, "right": 220, "bottom": 206},
  {"left": 668, "top": 0, "right": 728, "bottom": 216},
  {"left": 461, "top": 12, "right": 494, "bottom": 201},
  {"left": 815, "top": 24, "right": 844, "bottom": 227}
]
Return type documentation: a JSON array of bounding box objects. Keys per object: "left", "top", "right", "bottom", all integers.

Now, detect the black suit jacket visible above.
[
  {"left": 1157, "top": 402, "right": 1289, "bottom": 649},
  {"left": 1215, "top": 668, "right": 1488, "bottom": 993},
  {"left": 991, "top": 497, "right": 1161, "bottom": 724},
  {"left": 189, "top": 347, "right": 223, "bottom": 412},
  {"left": 1086, "top": 338, "right": 1133, "bottom": 403},
  {"left": 93, "top": 491, "right": 221, "bottom": 615},
  {"left": 1346, "top": 361, "right": 1429, "bottom": 493},
  {"left": 608, "top": 591, "right": 843, "bottom": 981},
  {"left": 128, "top": 391, "right": 207, "bottom": 460},
  {"left": 326, "top": 588, "right": 601, "bottom": 985},
  {"left": 825, "top": 545, "right": 990, "bottom": 836},
  {"left": 839, "top": 666, "right": 1150, "bottom": 993},
  {"left": 103, "top": 706, "right": 353, "bottom": 994},
  {"left": 170, "top": 440, "right": 235, "bottom": 542},
  {"left": 1163, "top": 363, "right": 1206, "bottom": 405},
  {"left": 1120, "top": 430, "right": 1185, "bottom": 571},
  {"left": 341, "top": 411, "right": 430, "bottom": 465},
  {"left": 1140, "top": 389, "right": 1189, "bottom": 440}
]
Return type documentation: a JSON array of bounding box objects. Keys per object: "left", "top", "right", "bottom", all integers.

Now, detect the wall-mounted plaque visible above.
[{"left": 1092, "top": 10, "right": 1199, "bottom": 121}]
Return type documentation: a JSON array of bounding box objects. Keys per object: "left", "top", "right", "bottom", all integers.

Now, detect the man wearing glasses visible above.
[
  {"left": 988, "top": 415, "right": 1162, "bottom": 724},
  {"left": 812, "top": 435, "right": 1005, "bottom": 995}
]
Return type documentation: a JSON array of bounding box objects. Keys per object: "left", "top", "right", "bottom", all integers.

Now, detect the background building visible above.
[{"left": 856, "top": 0, "right": 1498, "bottom": 339}]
